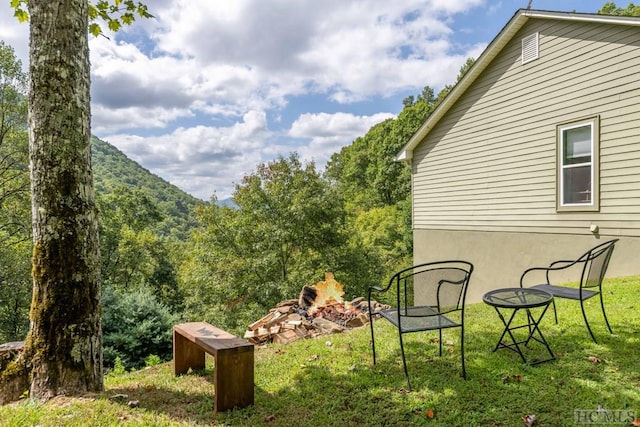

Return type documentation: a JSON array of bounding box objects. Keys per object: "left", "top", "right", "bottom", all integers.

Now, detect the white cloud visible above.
[
  {"left": 289, "top": 112, "right": 395, "bottom": 164},
  {"left": 2, "top": 0, "right": 494, "bottom": 201},
  {"left": 0, "top": 12, "right": 29, "bottom": 69},
  {"left": 103, "top": 111, "right": 269, "bottom": 200}
]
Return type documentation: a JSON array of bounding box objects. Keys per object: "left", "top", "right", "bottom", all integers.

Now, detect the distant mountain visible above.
[
  {"left": 91, "top": 136, "right": 205, "bottom": 240},
  {"left": 216, "top": 197, "right": 237, "bottom": 208}
]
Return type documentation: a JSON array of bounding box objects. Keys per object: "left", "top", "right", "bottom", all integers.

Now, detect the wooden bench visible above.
[
  {"left": 0, "top": 341, "right": 24, "bottom": 355},
  {"left": 173, "top": 322, "right": 254, "bottom": 413}
]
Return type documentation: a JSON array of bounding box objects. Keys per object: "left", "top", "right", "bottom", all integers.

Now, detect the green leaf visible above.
[
  {"left": 13, "top": 8, "right": 29, "bottom": 23},
  {"left": 88, "top": 4, "right": 98, "bottom": 19},
  {"left": 96, "top": 0, "right": 109, "bottom": 11},
  {"left": 107, "top": 19, "right": 122, "bottom": 32},
  {"left": 121, "top": 12, "right": 135, "bottom": 25},
  {"left": 89, "top": 23, "right": 102, "bottom": 37},
  {"left": 136, "top": 3, "right": 153, "bottom": 18}
]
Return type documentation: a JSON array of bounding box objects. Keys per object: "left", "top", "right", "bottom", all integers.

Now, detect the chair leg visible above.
[
  {"left": 398, "top": 331, "right": 411, "bottom": 391},
  {"left": 438, "top": 329, "right": 443, "bottom": 357},
  {"left": 552, "top": 298, "right": 558, "bottom": 324},
  {"left": 580, "top": 299, "right": 598, "bottom": 344},
  {"left": 460, "top": 325, "right": 466, "bottom": 380},
  {"left": 599, "top": 292, "right": 614, "bottom": 334},
  {"left": 369, "top": 314, "right": 377, "bottom": 365}
]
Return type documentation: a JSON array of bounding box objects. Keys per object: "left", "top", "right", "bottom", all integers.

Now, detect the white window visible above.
[{"left": 557, "top": 117, "right": 599, "bottom": 212}]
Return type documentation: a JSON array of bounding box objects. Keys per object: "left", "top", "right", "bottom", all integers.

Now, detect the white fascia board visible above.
[{"left": 395, "top": 9, "right": 640, "bottom": 163}]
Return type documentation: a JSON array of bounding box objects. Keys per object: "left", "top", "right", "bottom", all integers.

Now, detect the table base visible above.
[{"left": 492, "top": 304, "right": 555, "bottom": 365}]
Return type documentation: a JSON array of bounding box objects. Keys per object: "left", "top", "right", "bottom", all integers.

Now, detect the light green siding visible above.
[{"left": 412, "top": 19, "right": 640, "bottom": 237}]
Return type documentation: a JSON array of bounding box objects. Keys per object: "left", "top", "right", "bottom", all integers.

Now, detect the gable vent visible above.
[{"left": 521, "top": 32, "right": 539, "bottom": 64}]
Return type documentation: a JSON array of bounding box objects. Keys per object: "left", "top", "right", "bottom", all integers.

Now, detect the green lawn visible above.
[{"left": 2, "top": 276, "right": 639, "bottom": 426}]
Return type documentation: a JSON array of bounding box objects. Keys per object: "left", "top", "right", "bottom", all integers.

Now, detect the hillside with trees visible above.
[
  {"left": 0, "top": 32, "right": 472, "bottom": 383},
  {"left": 0, "top": 37, "right": 465, "bottom": 375},
  {"left": 92, "top": 136, "right": 204, "bottom": 240}
]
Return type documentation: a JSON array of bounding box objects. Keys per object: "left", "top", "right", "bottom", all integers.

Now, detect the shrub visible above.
[
  {"left": 102, "top": 285, "right": 179, "bottom": 370},
  {"left": 144, "top": 354, "right": 161, "bottom": 367}
]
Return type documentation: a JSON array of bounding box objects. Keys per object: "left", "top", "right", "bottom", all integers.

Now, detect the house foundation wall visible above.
[{"left": 413, "top": 229, "right": 640, "bottom": 304}]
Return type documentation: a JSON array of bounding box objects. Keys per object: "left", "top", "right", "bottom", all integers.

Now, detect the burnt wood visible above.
[{"left": 298, "top": 285, "right": 317, "bottom": 308}]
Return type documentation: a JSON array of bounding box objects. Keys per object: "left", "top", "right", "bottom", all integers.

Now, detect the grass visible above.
[{"left": 2, "top": 276, "right": 640, "bottom": 426}]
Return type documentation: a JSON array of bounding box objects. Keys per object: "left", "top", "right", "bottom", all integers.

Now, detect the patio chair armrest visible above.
[
  {"left": 549, "top": 259, "right": 580, "bottom": 268},
  {"left": 520, "top": 256, "right": 586, "bottom": 287},
  {"left": 520, "top": 266, "right": 552, "bottom": 287},
  {"left": 367, "top": 285, "right": 390, "bottom": 301},
  {"left": 439, "top": 278, "right": 466, "bottom": 286}
]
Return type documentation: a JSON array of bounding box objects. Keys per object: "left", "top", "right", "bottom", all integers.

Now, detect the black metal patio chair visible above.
[
  {"left": 368, "top": 260, "right": 473, "bottom": 391},
  {"left": 520, "top": 239, "right": 619, "bottom": 343}
]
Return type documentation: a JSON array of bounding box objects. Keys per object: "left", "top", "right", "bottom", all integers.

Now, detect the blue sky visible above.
[{"left": 0, "top": 0, "right": 613, "bottom": 200}]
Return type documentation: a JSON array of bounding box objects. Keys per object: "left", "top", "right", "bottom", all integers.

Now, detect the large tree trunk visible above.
[{"left": 25, "top": 0, "right": 102, "bottom": 400}]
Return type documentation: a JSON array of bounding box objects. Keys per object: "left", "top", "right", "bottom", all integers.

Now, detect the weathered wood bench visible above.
[
  {"left": 0, "top": 341, "right": 24, "bottom": 355},
  {"left": 173, "top": 322, "right": 254, "bottom": 413},
  {"left": 0, "top": 341, "right": 25, "bottom": 374}
]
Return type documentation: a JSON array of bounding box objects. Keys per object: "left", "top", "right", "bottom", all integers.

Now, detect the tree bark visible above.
[{"left": 24, "top": 0, "right": 102, "bottom": 400}]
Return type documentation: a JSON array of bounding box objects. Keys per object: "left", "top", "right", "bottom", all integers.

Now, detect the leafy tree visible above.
[
  {"left": 0, "top": 242, "right": 31, "bottom": 342},
  {"left": 2, "top": 0, "right": 152, "bottom": 404},
  {"left": 435, "top": 57, "right": 475, "bottom": 104},
  {"left": 97, "top": 186, "right": 184, "bottom": 312},
  {"left": 326, "top": 85, "right": 437, "bottom": 211},
  {"left": 325, "top": 59, "right": 478, "bottom": 288},
  {"left": 0, "top": 42, "right": 32, "bottom": 344},
  {"left": 354, "top": 203, "right": 412, "bottom": 271},
  {"left": 598, "top": 2, "right": 640, "bottom": 15},
  {"left": 180, "top": 153, "right": 382, "bottom": 334},
  {"left": 0, "top": 41, "right": 30, "bottom": 244},
  {"left": 92, "top": 136, "right": 203, "bottom": 241},
  {"left": 97, "top": 185, "right": 161, "bottom": 287}
]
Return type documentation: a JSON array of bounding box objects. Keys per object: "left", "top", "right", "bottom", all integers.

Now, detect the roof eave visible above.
[
  {"left": 395, "top": 8, "right": 529, "bottom": 162},
  {"left": 395, "top": 9, "right": 640, "bottom": 163}
]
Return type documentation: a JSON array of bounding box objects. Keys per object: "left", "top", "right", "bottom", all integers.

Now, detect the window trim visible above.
[{"left": 556, "top": 116, "right": 600, "bottom": 212}]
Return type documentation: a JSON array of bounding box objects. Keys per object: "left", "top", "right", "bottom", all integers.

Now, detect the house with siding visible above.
[{"left": 397, "top": 9, "right": 640, "bottom": 302}]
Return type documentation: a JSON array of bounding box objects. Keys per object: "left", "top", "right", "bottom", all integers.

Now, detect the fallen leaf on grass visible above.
[
  {"left": 587, "top": 356, "right": 601, "bottom": 363},
  {"left": 398, "top": 387, "right": 410, "bottom": 394},
  {"left": 413, "top": 408, "right": 434, "bottom": 419},
  {"left": 630, "top": 418, "right": 640, "bottom": 427},
  {"left": 429, "top": 337, "right": 440, "bottom": 343},
  {"left": 502, "top": 374, "right": 522, "bottom": 383},
  {"left": 522, "top": 414, "right": 536, "bottom": 426},
  {"left": 127, "top": 400, "right": 139, "bottom": 408},
  {"left": 109, "top": 394, "right": 128, "bottom": 401},
  {"left": 307, "top": 354, "right": 319, "bottom": 362},
  {"left": 265, "top": 414, "right": 276, "bottom": 423}
]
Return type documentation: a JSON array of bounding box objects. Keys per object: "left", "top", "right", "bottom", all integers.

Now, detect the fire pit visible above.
[{"left": 244, "top": 273, "right": 388, "bottom": 345}]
